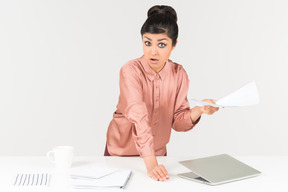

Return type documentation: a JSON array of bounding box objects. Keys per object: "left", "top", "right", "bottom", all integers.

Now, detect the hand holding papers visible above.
[
  {"left": 70, "top": 166, "right": 132, "bottom": 189},
  {"left": 189, "top": 80, "right": 260, "bottom": 108}
]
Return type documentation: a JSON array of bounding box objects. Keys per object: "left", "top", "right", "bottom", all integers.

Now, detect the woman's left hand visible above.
[
  {"left": 200, "top": 99, "right": 219, "bottom": 115},
  {"left": 190, "top": 99, "right": 219, "bottom": 123}
]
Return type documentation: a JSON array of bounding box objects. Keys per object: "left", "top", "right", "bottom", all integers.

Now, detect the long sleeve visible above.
[
  {"left": 117, "top": 63, "right": 155, "bottom": 157},
  {"left": 172, "top": 67, "right": 200, "bottom": 132}
]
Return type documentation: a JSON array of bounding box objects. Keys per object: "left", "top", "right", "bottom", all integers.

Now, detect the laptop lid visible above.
[{"left": 178, "top": 154, "right": 261, "bottom": 185}]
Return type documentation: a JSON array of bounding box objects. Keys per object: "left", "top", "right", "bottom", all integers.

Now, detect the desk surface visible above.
[{"left": 0, "top": 155, "right": 287, "bottom": 192}]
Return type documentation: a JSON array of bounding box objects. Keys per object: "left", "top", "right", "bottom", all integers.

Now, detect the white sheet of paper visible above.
[
  {"left": 70, "top": 166, "right": 119, "bottom": 180},
  {"left": 72, "top": 170, "right": 132, "bottom": 189},
  {"left": 189, "top": 80, "right": 260, "bottom": 108},
  {"left": 189, "top": 99, "right": 222, "bottom": 108}
]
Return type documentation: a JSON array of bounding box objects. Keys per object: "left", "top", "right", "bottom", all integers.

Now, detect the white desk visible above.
[{"left": 0, "top": 156, "right": 287, "bottom": 192}]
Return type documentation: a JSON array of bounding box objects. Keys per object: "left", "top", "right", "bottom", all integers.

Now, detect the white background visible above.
[{"left": 0, "top": 0, "right": 287, "bottom": 156}]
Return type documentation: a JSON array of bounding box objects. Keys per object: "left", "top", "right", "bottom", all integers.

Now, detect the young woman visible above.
[{"left": 105, "top": 5, "right": 219, "bottom": 181}]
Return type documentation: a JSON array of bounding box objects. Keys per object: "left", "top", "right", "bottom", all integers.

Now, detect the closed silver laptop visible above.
[{"left": 178, "top": 154, "right": 261, "bottom": 185}]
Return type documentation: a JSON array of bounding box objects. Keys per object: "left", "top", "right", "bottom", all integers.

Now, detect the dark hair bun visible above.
[
  {"left": 141, "top": 5, "right": 178, "bottom": 46},
  {"left": 147, "top": 5, "right": 177, "bottom": 22}
]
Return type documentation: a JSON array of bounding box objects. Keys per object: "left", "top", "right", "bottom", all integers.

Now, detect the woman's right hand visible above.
[{"left": 144, "top": 156, "right": 169, "bottom": 181}]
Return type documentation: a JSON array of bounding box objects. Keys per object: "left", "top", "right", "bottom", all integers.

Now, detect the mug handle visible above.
[{"left": 46, "top": 150, "right": 55, "bottom": 163}]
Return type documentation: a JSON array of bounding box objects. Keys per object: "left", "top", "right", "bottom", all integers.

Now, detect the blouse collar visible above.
[{"left": 140, "top": 56, "right": 171, "bottom": 81}]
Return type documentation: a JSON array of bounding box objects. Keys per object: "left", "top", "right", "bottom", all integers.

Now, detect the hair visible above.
[{"left": 140, "top": 5, "right": 178, "bottom": 46}]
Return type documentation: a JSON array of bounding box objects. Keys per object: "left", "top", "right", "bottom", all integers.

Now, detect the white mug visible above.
[{"left": 47, "top": 146, "right": 74, "bottom": 168}]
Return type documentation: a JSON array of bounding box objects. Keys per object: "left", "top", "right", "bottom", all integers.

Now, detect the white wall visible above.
[{"left": 0, "top": 0, "right": 287, "bottom": 156}]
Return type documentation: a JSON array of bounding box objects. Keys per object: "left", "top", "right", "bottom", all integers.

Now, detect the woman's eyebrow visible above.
[
  {"left": 144, "top": 36, "right": 168, "bottom": 42},
  {"left": 157, "top": 38, "right": 168, "bottom": 41},
  {"left": 144, "top": 36, "right": 152, "bottom": 41}
]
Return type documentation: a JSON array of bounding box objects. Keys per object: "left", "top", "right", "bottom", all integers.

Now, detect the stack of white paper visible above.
[
  {"left": 71, "top": 167, "right": 119, "bottom": 180},
  {"left": 189, "top": 80, "right": 260, "bottom": 108},
  {"left": 70, "top": 166, "right": 132, "bottom": 189}
]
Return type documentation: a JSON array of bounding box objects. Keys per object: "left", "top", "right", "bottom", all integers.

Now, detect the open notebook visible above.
[{"left": 71, "top": 166, "right": 132, "bottom": 189}]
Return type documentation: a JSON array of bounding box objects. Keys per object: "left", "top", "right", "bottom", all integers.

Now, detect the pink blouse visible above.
[{"left": 106, "top": 56, "right": 200, "bottom": 157}]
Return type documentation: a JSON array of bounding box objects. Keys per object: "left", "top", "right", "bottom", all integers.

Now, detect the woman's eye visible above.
[
  {"left": 158, "top": 43, "right": 166, "bottom": 48},
  {"left": 145, "top": 41, "right": 151, "bottom": 46}
]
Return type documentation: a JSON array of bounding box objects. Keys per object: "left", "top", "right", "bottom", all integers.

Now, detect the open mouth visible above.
[{"left": 150, "top": 58, "right": 159, "bottom": 62}]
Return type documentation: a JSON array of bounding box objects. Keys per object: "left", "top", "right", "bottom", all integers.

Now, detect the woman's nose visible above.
[{"left": 151, "top": 46, "right": 158, "bottom": 55}]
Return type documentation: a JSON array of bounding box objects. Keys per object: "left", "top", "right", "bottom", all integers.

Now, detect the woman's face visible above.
[{"left": 142, "top": 33, "right": 176, "bottom": 73}]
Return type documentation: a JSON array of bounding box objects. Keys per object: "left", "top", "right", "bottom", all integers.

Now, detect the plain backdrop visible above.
[{"left": 0, "top": 0, "right": 287, "bottom": 156}]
